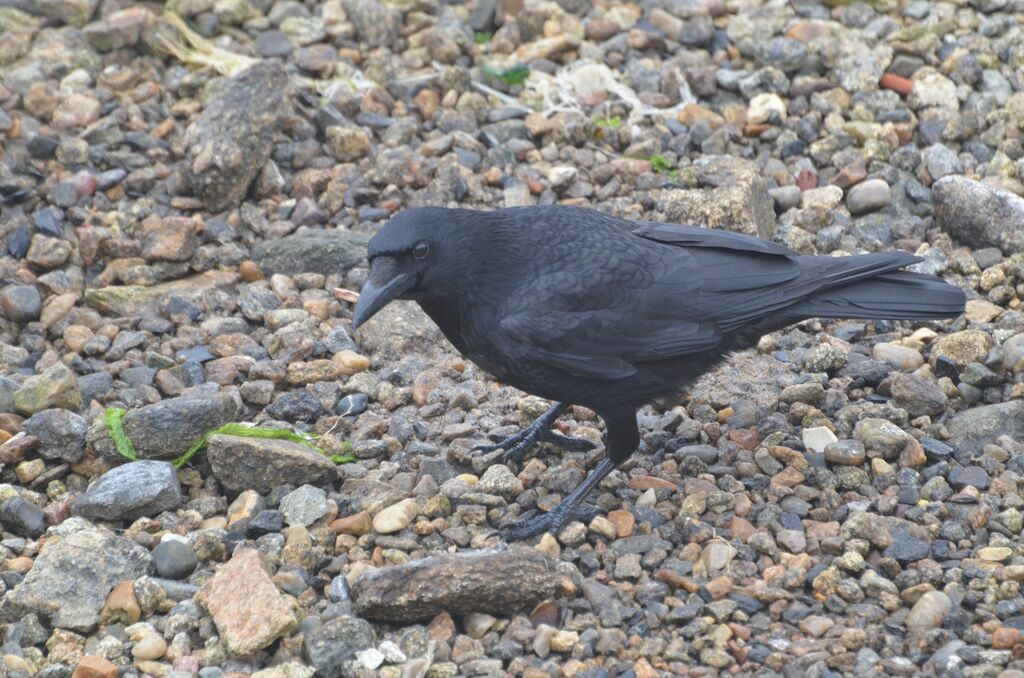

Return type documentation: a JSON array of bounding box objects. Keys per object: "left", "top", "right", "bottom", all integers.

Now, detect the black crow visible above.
[{"left": 351, "top": 206, "right": 966, "bottom": 540}]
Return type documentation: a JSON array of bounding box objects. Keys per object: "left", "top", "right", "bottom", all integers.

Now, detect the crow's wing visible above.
[{"left": 495, "top": 227, "right": 803, "bottom": 380}]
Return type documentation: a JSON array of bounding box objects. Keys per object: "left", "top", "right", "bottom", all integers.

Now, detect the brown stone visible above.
[
  {"left": 730, "top": 516, "right": 756, "bottom": 541},
  {"left": 992, "top": 626, "right": 1021, "bottom": 649},
  {"left": 239, "top": 260, "right": 264, "bottom": 282},
  {"left": 627, "top": 475, "right": 677, "bottom": 492},
  {"left": 831, "top": 158, "right": 867, "bottom": 189},
  {"left": 196, "top": 549, "right": 298, "bottom": 656},
  {"left": 899, "top": 438, "right": 927, "bottom": 468},
  {"left": 353, "top": 547, "right": 557, "bottom": 622},
  {"left": 880, "top": 73, "right": 912, "bottom": 96},
  {"left": 330, "top": 511, "right": 372, "bottom": 536},
  {"left": 728, "top": 427, "right": 759, "bottom": 451},
  {"left": 6, "top": 556, "right": 33, "bottom": 574},
  {"left": 607, "top": 510, "right": 635, "bottom": 538},
  {"left": 706, "top": 575, "right": 732, "bottom": 600},
  {"left": 771, "top": 467, "right": 806, "bottom": 488},
  {"left": 100, "top": 580, "right": 141, "bottom": 625},
  {"left": 73, "top": 655, "right": 117, "bottom": 678},
  {"left": 0, "top": 413, "right": 24, "bottom": 435},
  {"left": 227, "top": 490, "right": 263, "bottom": 532}
]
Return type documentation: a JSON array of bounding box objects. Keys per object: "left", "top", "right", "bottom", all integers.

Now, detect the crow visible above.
[{"left": 351, "top": 205, "right": 966, "bottom": 541}]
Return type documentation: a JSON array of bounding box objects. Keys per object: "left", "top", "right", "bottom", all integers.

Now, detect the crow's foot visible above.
[
  {"left": 472, "top": 419, "right": 595, "bottom": 465},
  {"left": 497, "top": 504, "right": 601, "bottom": 542}
]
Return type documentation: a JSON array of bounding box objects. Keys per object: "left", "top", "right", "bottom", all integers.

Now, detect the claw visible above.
[
  {"left": 476, "top": 422, "right": 595, "bottom": 465},
  {"left": 499, "top": 511, "right": 565, "bottom": 542},
  {"left": 498, "top": 503, "right": 603, "bottom": 542}
]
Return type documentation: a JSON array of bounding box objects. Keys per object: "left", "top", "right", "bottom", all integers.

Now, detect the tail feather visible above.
[{"left": 788, "top": 270, "right": 966, "bottom": 321}]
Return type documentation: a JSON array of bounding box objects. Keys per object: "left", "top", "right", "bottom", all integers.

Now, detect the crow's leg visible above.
[
  {"left": 472, "top": 402, "right": 595, "bottom": 464},
  {"left": 499, "top": 410, "right": 638, "bottom": 541},
  {"left": 499, "top": 457, "right": 618, "bottom": 541}
]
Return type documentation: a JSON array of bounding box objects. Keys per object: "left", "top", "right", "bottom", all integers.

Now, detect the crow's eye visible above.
[{"left": 413, "top": 242, "right": 430, "bottom": 259}]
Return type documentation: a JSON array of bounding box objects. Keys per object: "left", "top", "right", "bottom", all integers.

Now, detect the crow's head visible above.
[{"left": 352, "top": 207, "right": 463, "bottom": 329}]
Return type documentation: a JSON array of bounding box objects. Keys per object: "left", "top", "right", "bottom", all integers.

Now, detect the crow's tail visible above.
[{"left": 788, "top": 257, "right": 966, "bottom": 321}]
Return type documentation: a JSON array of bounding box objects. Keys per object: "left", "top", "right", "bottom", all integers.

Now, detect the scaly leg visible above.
[
  {"left": 473, "top": 402, "right": 595, "bottom": 465},
  {"left": 499, "top": 457, "right": 618, "bottom": 541},
  {"left": 498, "top": 409, "right": 639, "bottom": 541}
]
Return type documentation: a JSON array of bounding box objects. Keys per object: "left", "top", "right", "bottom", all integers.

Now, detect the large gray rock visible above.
[
  {"left": 13, "top": 364, "right": 81, "bottom": 415},
  {"left": 353, "top": 300, "right": 448, "bottom": 360},
  {"left": 303, "top": 616, "right": 375, "bottom": 677},
  {"left": 206, "top": 434, "right": 337, "bottom": 495},
  {"left": 84, "top": 270, "right": 238, "bottom": 318},
  {"left": 183, "top": 62, "right": 291, "bottom": 211},
  {"left": 340, "top": 0, "right": 401, "bottom": 47},
  {"left": 22, "top": 408, "right": 87, "bottom": 462},
  {"left": 87, "top": 393, "right": 242, "bottom": 461},
  {"left": 72, "top": 460, "right": 184, "bottom": 521},
  {"left": 353, "top": 547, "right": 557, "bottom": 622},
  {"left": 933, "top": 176, "right": 1024, "bottom": 255},
  {"left": 890, "top": 373, "right": 947, "bottom": 418},
  {"left": 0, "top": 523, "right": 152, "bottom": 631},
  {"left": 947, "top": 400, "right": 1024, "bottom": 454},
  {"left": 666, "top": 156, "right": 775, "bottom": 239},
  {"left": 252, "top": 229, "right": 370, "bottom": 277},
  {"left": 36, "top": 0, "right": 99, "bottom": 26}
]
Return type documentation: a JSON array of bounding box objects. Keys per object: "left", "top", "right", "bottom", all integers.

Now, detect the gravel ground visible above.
[{"left": 1, "top": 0, "right": 1024, "bottom": 676}]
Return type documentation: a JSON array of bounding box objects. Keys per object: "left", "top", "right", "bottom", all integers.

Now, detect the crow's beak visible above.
[{"left": 351, "top": 257, "right": 415, "bottom": 330}]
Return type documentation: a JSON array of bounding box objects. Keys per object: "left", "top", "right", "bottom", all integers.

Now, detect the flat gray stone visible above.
[
  {"left": 353, "top": 547, "right": 557, "bottom": 622},
  {"left": 947, "top": 400, "right": 1024, "bottom": 454},
  {"left": 72, "top": 460, "right": 184, "bottom": 522},
  {"left": 0, "top": 525, "right": 152, "bottom": 631},
  {"left": 252, "top": 229, "right": 370, "bottom": 277},
  {"left": 933, "top": 176, "right": 1024, "bottom": 255},
  {"left": 87, "top": 393, "right": 242, "bottom": 461},
  {"left": 207, "top": 434, "right": 337, "bottom": 495},
  {"left": 184, "top": 62, "right": 291, "bottom": 211}
]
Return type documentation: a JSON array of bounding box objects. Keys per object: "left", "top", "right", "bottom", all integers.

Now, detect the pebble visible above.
[
  {"left": 0, "top": 285, "right": 42, "bottom": 322},
  {"left": 195, "top": 550, "right": 297, "bottom": 656},
  {"left": 72, "top": 460, "right": 184, "bottom": 522},
  {"left": 152, "top": 539, "right": 198, "bottom": 579},
  {"left": 279, "top": 485, "right": 329, "bottom": 527},
  {"left": 372, "top": 498, "right": 417, "bottom": 534},
  {"left": 846, "top": 179, "right": 891, "bottom": 214},
  {"left": 0, "top": 1, "right": 1016, "bottom": 675},
  {"left": 906, "top": 591, "right": 952, "bottom": 632}
]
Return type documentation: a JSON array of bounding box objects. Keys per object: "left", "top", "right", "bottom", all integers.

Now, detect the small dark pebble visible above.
[
  {"left": 152, "top": 539, "right": 199, "bottom": 579},
  {"left": 0, "top": 497, "right": 47, "bottom": 538},
  {"left": 249, "top": 509, "right": 285, "bottom": 535}
]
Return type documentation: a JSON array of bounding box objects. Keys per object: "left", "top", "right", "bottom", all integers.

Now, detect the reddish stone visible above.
[
  {"left": 797, "top": 170, "right": 818, "bottom": 191},
  {"left": 880, "top": 73, "right": 912, "bottom": 96},
  {"left": 993, "top": 626, "right": 1021, "bottom": 649},
  {"left": 73, "top": 656, "right": 117, "bottom": 678},
  {"left": 628, "top": 475, "right": 677, "bottom": 491}
]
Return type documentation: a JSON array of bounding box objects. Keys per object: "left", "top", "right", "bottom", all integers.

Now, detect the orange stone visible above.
[
  {"left": 607, "top": 509, "right": 635, "bottom": 538},
  {"left": 993, "top": 626, "right": 1021, "bottom": 649},
  {"left": 706, "top": 575, "right": 732, "bottom": 599},
  {"left": 797, "top": 169, "right": 818, "bottom": 191},
  {"left": 634, "top": 658, "right": 659, "bottom": 678},
  {"left": 730, "top": 516, "right": 756, "bottom": 541},
  {"left": 239, "top": 260, "right": 263, "bottom": 282},
  {"left": 72, "top": 655, "right": 117, "bottom": 678},
  {"left": 879, "top": 73, "right": 912, "bottom": 96},
  {"left": 100, "top": 580, "right": 141, "bottom": 625},
  {"left": 728, "top": 427, "right": 759, "bottom": 451},
  {"left": 6, "top": 556, "right": 33, "bottom": 574},
  {"left": 628, "top": 475, "right": 677, "bottom": 492},
  {"left": 330, "top": 511, "right": 372, "bottom": 536},
  {"left": 195, "top": 550, "right": 298, "bottom": 656}
]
